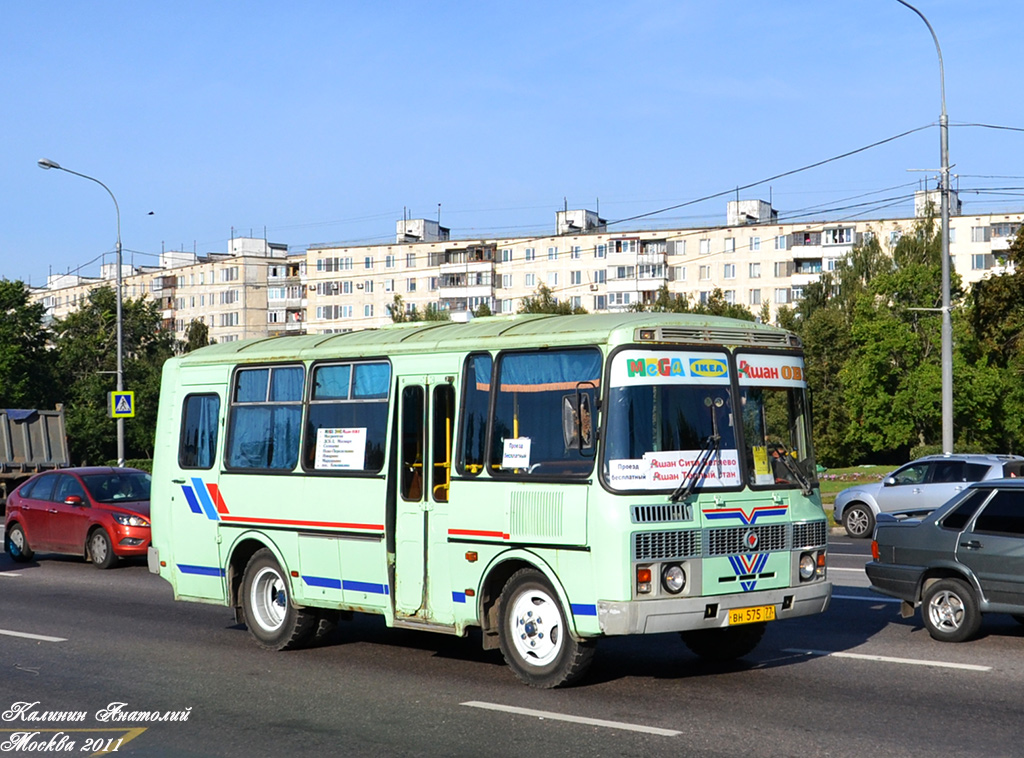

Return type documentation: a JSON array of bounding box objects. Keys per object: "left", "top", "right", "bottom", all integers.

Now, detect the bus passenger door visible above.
[{"left": 393, "top": 376, "right": 456, "bottom": 624}]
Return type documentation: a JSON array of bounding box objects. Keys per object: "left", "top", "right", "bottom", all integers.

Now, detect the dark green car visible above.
[{"left": 866, "top": 479, "right": 1024, "bottom": 642}]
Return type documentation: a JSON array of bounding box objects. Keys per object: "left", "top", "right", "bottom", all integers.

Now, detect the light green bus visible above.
[{"left": 149, "top": 312, "right": 830, "bottom": 687}]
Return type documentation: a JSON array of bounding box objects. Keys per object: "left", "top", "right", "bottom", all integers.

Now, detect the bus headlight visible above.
[
  {"left": 799, "top": 552, "right": 816, "bottom": 581},
  {"left": 661, "top": 564, "right": 686, "bottom": 594}
]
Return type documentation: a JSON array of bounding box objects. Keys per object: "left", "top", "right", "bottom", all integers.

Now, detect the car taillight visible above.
[{"left": 871, "top": 540, "right": 880, "bottom": 561}]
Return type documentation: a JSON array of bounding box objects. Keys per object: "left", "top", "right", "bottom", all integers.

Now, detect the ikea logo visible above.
[{"left": 689, "top": 358, "right": 728, "bottom": 378}]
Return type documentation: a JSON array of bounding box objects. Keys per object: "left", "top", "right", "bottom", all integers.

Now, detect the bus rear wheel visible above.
[
  {"left": 681, "top": 622, "right": 766, "bottom": 661},
  {"left": 241, "top": 548, "right": 316, "bottom": 651},
  {"left": 497, "top": 569, "right": 595, "bottom": 688}
]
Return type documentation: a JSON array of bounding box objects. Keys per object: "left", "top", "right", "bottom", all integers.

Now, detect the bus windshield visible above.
[
  {"left": 736, "top": 352, "right": 816, "bottom": 492},
  {"left": 604, "top": 349, "right": 740, "bottom": 491}
]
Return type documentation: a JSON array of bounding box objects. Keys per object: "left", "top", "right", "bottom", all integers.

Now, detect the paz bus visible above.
[{"left": 148, "top": 312, "right": 830, "bottom": 687}]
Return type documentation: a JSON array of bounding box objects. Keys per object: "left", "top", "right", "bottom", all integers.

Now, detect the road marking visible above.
[
  {"left": 832, "top": 593, "right": 901, "bottom": 603},
  {"left": 462, "top": 701, "right": 681, "bottom": 737},
  {"left": 0, "top": 573, "right": 22, "bottom": 577},
  {"left": 783, "top": 648, "right": 991, "bottom": 672},
  {"left": 0, "top": 628, "right": 67, "bottom": 643}
]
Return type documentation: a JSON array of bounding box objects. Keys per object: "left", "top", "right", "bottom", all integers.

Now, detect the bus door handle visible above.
[
  {"left": 172, "top": 478, "right": 185, "bottom": 484},
  {"left": 960, "top": 540, "right": 982, "bottom": 550}
]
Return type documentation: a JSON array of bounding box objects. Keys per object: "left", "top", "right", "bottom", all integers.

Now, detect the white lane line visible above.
[
  {"left": 783, "top": 648, "right": 991, "bottom": 672},
  {"left": 462, "top": 701, "right": 681, "bottom": 737},
  {"left": 832, "top": 593, "right": 901, "bottom": 603},
  {"left": 0, "top": 628, "right": 67, "bottom": 643},
  {"left": 828, "top": 567, "right": 867, "bottom": 572},
  {"left": 0, "top": 573, "right": 22, "bottom": 577}
]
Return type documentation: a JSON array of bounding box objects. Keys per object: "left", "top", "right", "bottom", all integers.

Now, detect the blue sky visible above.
[{"left": 4, "top": 1, "right": 1023, "bottom": 285}]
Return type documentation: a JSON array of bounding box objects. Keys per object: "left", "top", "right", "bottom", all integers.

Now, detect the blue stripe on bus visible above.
[
  {"left": 342, "top": 580, "right": 389, "bottom": 595},
  {"left": 180, "top": 485, "right": 203, "bottom": 515},
  {"left": 177, "top": 564, "right": 225, "bottom": 577},
  {"left": 190, "top": 477, "right": 220, "bottom": 520},
  {"left": 571, "top": 603, "right": 597, "bottom": 616},
  {"left": 303, "top": 576, "right": 342, "bottom": 590},
  {"left": 452, "top": 591, "right": 467, "bottom": 603}
]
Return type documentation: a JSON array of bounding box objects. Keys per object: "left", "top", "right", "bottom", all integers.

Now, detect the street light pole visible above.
[
  {"left": 37, "top": 158, "right": 126, "bottom": 466},
  {"left": 896, "top": 0, "right": 953, "bottom": 454}
]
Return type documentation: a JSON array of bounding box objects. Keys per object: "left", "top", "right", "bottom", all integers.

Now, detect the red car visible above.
[{"left": 4, "top": 467, "right": 151, "bottom": 569}]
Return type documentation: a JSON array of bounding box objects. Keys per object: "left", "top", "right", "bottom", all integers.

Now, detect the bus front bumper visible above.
[{"left": 596, "top": 581, "right": 832, "bottom": 636}]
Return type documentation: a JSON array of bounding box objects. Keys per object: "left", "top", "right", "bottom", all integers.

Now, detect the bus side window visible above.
[
  {"left": 432, "top": 384, "right": 455, "bottom": 501},
  {"left": 458, "top": 353, "right": 492, "bottom": 476},
  {"left": 180, "top": 394, "right": 221, "bottom": 469}
]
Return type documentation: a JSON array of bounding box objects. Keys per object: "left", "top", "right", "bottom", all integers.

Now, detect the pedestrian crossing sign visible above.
[{"left": 109, "top": 391, "right": 136, "bottom": 419}]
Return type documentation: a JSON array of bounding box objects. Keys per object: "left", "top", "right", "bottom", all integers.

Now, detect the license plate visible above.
[{"left": 728, "top": 604, "right": 776, "bottom": 625}]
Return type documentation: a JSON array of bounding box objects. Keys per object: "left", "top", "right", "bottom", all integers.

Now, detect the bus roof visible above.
[{"left": 175, "top": 312, "right": 798, "bottom": 366}]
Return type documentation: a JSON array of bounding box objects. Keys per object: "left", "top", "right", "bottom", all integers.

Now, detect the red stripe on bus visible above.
[
  {"left": 448, "top": 528, "right": 510, "bottom": 540},
  {"left": 207, "top": 483, "right": 229, "bottom": 514},
  {"left": 219, "top": 515, "right": 384, "bottom": 531}
]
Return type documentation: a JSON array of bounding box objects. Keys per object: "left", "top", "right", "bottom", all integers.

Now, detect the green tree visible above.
[
  {"left": 0, "top": 280, "right": 57, "bottom": 408},
  {"left": 472, "top": 301, "right": 493, "bottom": 318},
  {"left": 519, "top": 283, "right": 587, "bottom": 314},
  {"left": 183, "top": 318, "right": 215, "bottom": 353},
  {"left": 53, "top": 286, "right": 176, "bottom": 464}
]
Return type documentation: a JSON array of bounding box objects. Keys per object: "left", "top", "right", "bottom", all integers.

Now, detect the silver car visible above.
[{"left": 834, "top": 454, "right": 1024, "bottom": 538}]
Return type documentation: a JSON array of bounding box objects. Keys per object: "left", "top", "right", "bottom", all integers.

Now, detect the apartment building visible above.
[
  {"left": 34, "top": 238, "right": 303, "bottom": 343},
  {"left": 30, "top": 195, "right": 1023, "bottom": 340}
]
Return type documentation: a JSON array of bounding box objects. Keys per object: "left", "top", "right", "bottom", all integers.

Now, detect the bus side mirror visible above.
[{"left": 561, "top": 390, "right": 594, "bottom": 452}]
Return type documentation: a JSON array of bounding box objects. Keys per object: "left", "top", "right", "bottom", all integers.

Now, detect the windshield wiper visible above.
[
  {"left": 670, "top": 396, "right": 724, "bottom": 503},
  {"left": 669, "top": 432, "right": 720, "bottom": 503},
  {"left": 769, "top": 442, "right": 814, "bottom": 496}
]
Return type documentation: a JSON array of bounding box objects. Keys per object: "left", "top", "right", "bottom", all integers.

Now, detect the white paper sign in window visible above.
[
  {"left": 315, "top": 427, "right": 367, "bottom": 470},
  {"left": 502, "top": 437, "right": 531, "bottom": 469}
]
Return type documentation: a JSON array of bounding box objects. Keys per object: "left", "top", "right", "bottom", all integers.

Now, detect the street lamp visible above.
[
  {"left": 896, "top": 0, "right": 953, "bottom": 454},
  {"left": 38, "top": 158, "right": 126, "bottom": 466}
]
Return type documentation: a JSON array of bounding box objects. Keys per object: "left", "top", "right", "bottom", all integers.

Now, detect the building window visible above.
[
  {"left": 972, "top": 254, "right": 991, "bottom": 270},
  {"left": 774, "top": 288, "right": 791, "bottom": 304},
  {"left": 384, "top": 279, "right": 394, "bottom": 292},
  {"left": 364, "top": 304, "right": 374, "bottom": 317},
  {"left": 501, "top": 248, "right": 512, "bottom": 262},
  {"left": 723, "top": 263, "right": 736, "bottom": 279},
  {"left": 699, "top": 265, "right": 711, "bottom": 281},
  {"left": 407, "top": 278, "right": 417, "bottom": 292},
  {"left": 749, "top": 289, "right": 761, "bottom": 306},
  {"left": 749, "top": 262, "right": 761, "bottom": 278},
  {"left": 724, "top": 237, "right": 735, "bottom": 253},
  {"left": 342, "top": 281, "right": 353, "bottom": 295},
  {"left": 699, "top": 239, "right": 711, "bottom": 255},
  {"left": 774, "top": 261, "right": 792, "bottom": 277},
  {"left": 525, "top": 273, "right": 536, "bottom": 287},
  {"left": 406, "top": 253, "right": 416, "bottom": 268},
  {"left": 594, "top": 270, "right": 606, "bottom": 284},
  {"left": 570, "top": 271, "right": 582, "bottom": 285},
  {"left": 971, "top": 226, "right": 992, "bottom": 243},
  {"left": 386, "top": 255, "right": 395, "bottom": 268},
  {"left": 824, "top": 227, "right": 854, "bottom": 245},
  {"left": 724, "top": 290, "right": 735, "bottom": 304},
  {"left": 365, "top": 256, "right": 373, "bottom": 269},
  {"left": 750, "top": 236, "right": 760, "bottom": 251},
  {"left": 220, "top": 267, "right": 239, "bottom": 282},
  {"left": 594, "top": 295, "right": 607, "bottom": 310},
  {"left": 889, "top": 230, "right": 903, "bottom": 246},
  {"left": 502, "top": 274, "right": 512, "bottom": 288},
  {"left": 550, "top": 273, "right": 559, "bottom": 286},
  {"left": 775, "top": 235, "right": 788, "bottom": 250},
  {"left": 525, "top": 247, "right": 536, "bottom": 262},
  {"left": 547, "top": 247, "right": 558, "bottom": 261},
  {"left": 570, "top": 246, "right": 581, "bottom": 259},
  {"left": 595, "top": 244, "right": 607, "bottom": 259}
]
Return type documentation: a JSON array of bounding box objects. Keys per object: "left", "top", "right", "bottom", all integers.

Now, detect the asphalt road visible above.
[{"left": 2, "top": 537, "right": 1023, "bottom": 758}]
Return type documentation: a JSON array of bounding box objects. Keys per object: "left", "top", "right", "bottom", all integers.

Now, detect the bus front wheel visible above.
[
  {"left": 241, "top": 548, "right": 316, "bottom": 651},
  {"left": 497, "top": 569, "right": 595, "bottom": 688}
]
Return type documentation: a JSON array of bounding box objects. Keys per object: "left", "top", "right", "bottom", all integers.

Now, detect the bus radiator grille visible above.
[
  {"left": 706, "top": 524, "right": 787, "bottom": 556},
  {"left": 791, "top": 520, "right": 828, "bottom": 549},
  {"left": 633, "top": 530, "right": 702, "bottom": 561}
]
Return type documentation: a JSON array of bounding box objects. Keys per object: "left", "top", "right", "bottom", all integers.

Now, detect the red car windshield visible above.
[{"left": 81, "top": 472, "right": 152, "bottom": 504}]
